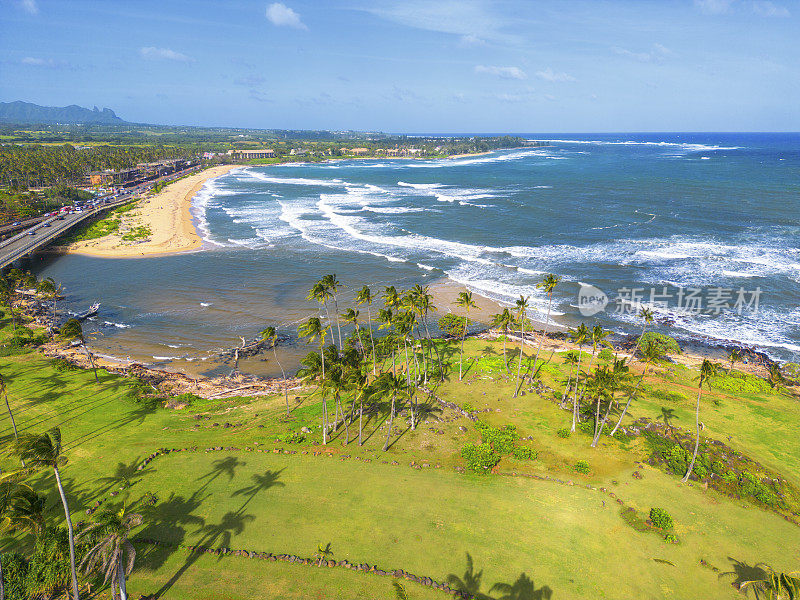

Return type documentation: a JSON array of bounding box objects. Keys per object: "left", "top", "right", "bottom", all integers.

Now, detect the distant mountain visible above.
[{"left": 0, "top": 101, "right": 127, "bottom": 125}]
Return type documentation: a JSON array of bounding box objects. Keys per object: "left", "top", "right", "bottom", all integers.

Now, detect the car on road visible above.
[
  {"left": 43, "top": 223, "right": 51, "bottom": 227},
  {"left": 27, "top": 230, "right": 36, "bottom": 235},
  {"left": 12, "top": 221, "right": 21, "bottom": 226}
]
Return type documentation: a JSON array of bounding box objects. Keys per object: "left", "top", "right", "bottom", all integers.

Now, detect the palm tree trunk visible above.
[
  {"left": 502, "top": 329, "right": 509, "bottom": 373},
  {"left": 609, "top": 367, "right": 648, "bottom": 436},
  {"left": 592, "top": 393, "right": 615, "bottom": 447},
  {"left": 3, "top": 393, "right": 24, "bottom": 467},
  {"left": 571, "top": 348, "right": 583, "bottom": 431},
  {"left": 682, "top": 387, "right": 703, "bottom": 482},
  {"left": 423, "top": 318, "right": 445, "bottom": 382},
  {"left": 53, "top": 465, "right": 81, "bottom": 600},
  {"left": 631, "top": 322, "right": 648, "bottom": 360},
  {"left": 333, "top": 295, "right": 342, "bottom": 350},
  {"left": 367, "top": 306, "right": 377, "bottom": 375},
  {"left": 532, "top": 294, "right": 552, "bottom": 379},
  {"left": 272, "top": 347, "right": 289, "bottom": 416},
  {"left": 321, "top": 344, "right": 327, "bottom": 445},
  {"left": 383, "top": 392, "right": 396, "bottom": 451},
  {"left": 118, "top": 555, "right": 128, "bottom": 600},
  {"left": 514, "top": 323, "right": 525, "bottom": 396},
  {"left": 459, "top": 318, "right": 467, "bottom": 381},
  {"left": 84, "top": 343, "right": 99, "bottom": 383},
  {"left": 358, "top": 398, "right": 364, "bottom": 446}
]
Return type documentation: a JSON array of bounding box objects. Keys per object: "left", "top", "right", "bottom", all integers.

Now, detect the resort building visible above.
[{"left": 235, "top": 149, "right": 276, "bottom": 159}]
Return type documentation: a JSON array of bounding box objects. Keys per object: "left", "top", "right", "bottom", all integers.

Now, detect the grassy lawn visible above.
[{"left": 1, "top": 331, "right": 799, "bottom": 599}]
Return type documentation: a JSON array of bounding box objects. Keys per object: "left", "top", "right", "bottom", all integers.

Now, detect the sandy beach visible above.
[{"left": 65, "top": 164, "right": 239, "bottom": 258}]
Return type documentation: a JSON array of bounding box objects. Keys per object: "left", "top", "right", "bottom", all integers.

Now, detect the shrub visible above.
[
  {"left": 462, "top": 402, "right": 474, "bottom": 413},
  {"left": 598, "top": 348, "right": 615, "bottom": 361},
  {"left": 511, "top": 445, "right": 537, "bottom": 460},
  {"left": 24, "top": 526, "right": 86, "bottom": 598},
  {"left": 711, "top": 372, "right": 772, "bottom": 394},
  {"left": 649, "top": 507, "right": 674, "bottom": 530},
  {"left": 0, "top": 552, "right": 29, "bottom": 600},
  {"left": 737, "top": 472, "right": 779, "bottom": 507},
  {"left": 276, "top": 431, "right": 306, "bottom": 444},
  {"left": 784, "top": 362, "right": 800, "bottom": 383},
  {"left": 573, "top": 460, "right": 591, "bottom": 474},
  {"left": 664, "top": 533, "right": 679, "bottom": 544},
  {"left": 461, "top": 443, "right": 500, "bottom": 474},
  {"left": 438, "top": 313, "right": 467, "bottom": 338},
  {"left": 556, "top": 427, "right": 571, "bottom": 439},
  {"left": 475, "top": 422, "right": 517, "bottom": 454},
  {"left": 50, "top": 357, "right": 78, "bottom": 372},
  {"left": 638, "top": 332, "right": 681, "bottom": 356}
]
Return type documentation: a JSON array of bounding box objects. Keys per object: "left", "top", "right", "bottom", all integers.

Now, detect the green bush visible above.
[
  {"left": 573, "top": 460, "right": 591, "bottom": 474},
  {"left": 475, "top": 422, "right": 518, "bottom": 454},
  {"left": 784, "top": 362, "right": 800, "bottom": 383},
  {"left": 511, "top": 445, "right": 537, "bottom": 460},
  {"left": 50, "top": 357, "right": 78, "bottom": 371},
  {"left": 664, "top": 533, "right": 679, "bottom": 544},
  {"left": 711, "top": 372, "right": 772, "bottom": 394},
  {"left": 276, "top": 431, "right": 306, "bottom": 444},
  {"left": 598, "top": 348, "right": 615, "bottom": 361},
  {"left": 24, "top": 526, "right": 86, "bottom": 598},
  {"left": 438, "top": 313, "right": 467, "bottom": 338},
  {"left": 649, "top": 507, "right": 674, "bottom": 530},
  {"left": 556, "top": 427, "right": 571, "bottom": 439},
  {"left": 461, "top": 443, "right": 500, "bottom": 474},
  {"left": 638, "top": 332, "right": 681, "bottom": 356},
  {"left": 738, "top": 472, "right": 779, "bottom": 507},
  {"left": 0, "top": 552, "right": 29, "bottom": 600},
  {"left": 462, "top": 402, "right": 474, "bottom": 413}
]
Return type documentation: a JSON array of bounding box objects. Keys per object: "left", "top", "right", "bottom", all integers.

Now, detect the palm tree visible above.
[
  {"left": 260, "top": 327, "right": 289, "bottom": 416},
  {"left": 738, "top": 564, "right": 800, "bottom": 599},
  {"left": 532, "top": 274, "right": 561, "bottom": 378},
  {"left": 630, "top": 307, "right": 654, "bottom": 359},
  {"left": 513, "top": 295, "right": 529, "bottom": 397},
  {"left": 320, "top": 274, "right": 344, "bottom": 349},
  {"left": 59, "top": 318, "right": 98, "bottom": 383},
  {"left": 609, "top": 339, "right": 661, "bottom": 436},
  {"left": 682, "top": 359, "right": 717, "bottom": 483},
  {"left": 9, "top": 427, "right": 81, "bottom": 600},
  {"left": 356, "top": 286, "right": 378, "bottom": 375},
  {"left": 0, "top": 374, "right": 23, "bottom": 467},
  {"left": 591, "top": 358, "right": 631, "bottom": 447},
  {"left": 568, "top": 323, "right": 589, "bottom": 431},
  {"left": 306, "top": 282, "right": 334, "bottom": 347},
  {"left": 372, "top": 372, "right": 410, "bottom": 451},
  {"left": 298, "top": 317, "right": 329, "bottom": 444},
  {"left": 408, "top": 284, "right": 443, "bottom": 383},
  {"left": 454, "top": 291, "right": 476, "bottom": 381},
  {"left": 78, "top": 506, "right": 142, "bottom": 600},
  {"left": 578, "top": 325, "right": 612, "bottom": 402},
  {"left": 341, "top": 308, "right": 361, "bottom": 353},
  {"left": 490, "top": 309, "right": 514, "bottom": 374},
  {"left": 728, "top": 348, "right": 741, "bottom": 374},
  {"left": 562, "top": 350, "right": 579, "bottom": 406},
  {"left": 0, "top": 484, "right": 46, "bottom": 538}
]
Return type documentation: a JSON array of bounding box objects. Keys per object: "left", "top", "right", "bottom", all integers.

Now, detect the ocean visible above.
[{"left": 33, "top": 133, "right": 800, "bottom": 376}]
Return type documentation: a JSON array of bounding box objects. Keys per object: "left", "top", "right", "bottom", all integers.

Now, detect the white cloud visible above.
[
  {"left": 612, "top": 43, "right": 673, "bottom": 63},
  {"left": 535, "top": 67, "right": 576, "bottom": 82},
  {"left": 459, "top": 34, "right": 486, "bottom": 46},
  {"left": 363, "top": 1, "right": 518, "bottom": 45},
  {"left": 475, "top": 65, "right": 527, "bottom": 80},
  {"left": 751, "top": 1, "right": 790, "bottom": 16},
  {"left": 19, "top": 0, "right": 38, "bottom": 15},
  {"left": 694, "top": 0, "right": 735, "bottom": 14},
  {"left": 266, "top": 3, "right": 307, "bottom": 29},
  {"left": 139, "top": 47, "right": 193, "bottom": 62},
  {"left": 21, "top": 56, "right": 70, "bottom": 69}
]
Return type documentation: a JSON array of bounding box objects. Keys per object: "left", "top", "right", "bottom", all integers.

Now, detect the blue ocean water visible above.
[{"left": 35, "top": 133, "right": 800, "bottom": 372}]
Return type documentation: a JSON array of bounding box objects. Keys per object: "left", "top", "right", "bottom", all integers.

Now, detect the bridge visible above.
[{"left": 0, "top": 165, "right": 203, "bottom": 269}]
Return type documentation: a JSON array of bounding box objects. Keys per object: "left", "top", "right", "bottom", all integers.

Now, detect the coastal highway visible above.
[{"left": 0, "top": 164, "right": 203, "bottom": 269}]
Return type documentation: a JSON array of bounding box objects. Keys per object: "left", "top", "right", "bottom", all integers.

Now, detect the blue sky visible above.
[{"left": 1, "top": 0, "right": 797, "bottom": 132}]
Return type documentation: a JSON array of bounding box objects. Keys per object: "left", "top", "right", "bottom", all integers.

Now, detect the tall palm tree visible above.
[
  {"left": 298, "top": 317, "right": 329, "bottom": 444},
  {"left": 490, "top": 308, "right": 514, "bottom": 374},
  {"left": 341, "top": 308, "right": 361, "bottom": 354},
  {"left": 356, "top": 286, "right": 378, "bottom": 375},
  {"left": 609, "top": 339, "right": 661, "bottom": 436},
  {"left": 307, "top": 282, "right": 333, "bottom": 347},
  {"left": 591, "top": 358, "right": 631, "bottom": 447},
  {"left": 320, "top": 274, "right": 344, "bottom": 349},
  {"left": 630, "top": 307, "right": 654, "bottom": 360},
  {"left": 578, "top": 325, "right": 612, "bottom": 402},
  {"left": 532, "top": 274, "right": 561, "bottom": 378},
  {"left": 408, "top": 285, "right": 443, "bottom": 383},
  {"left": 568, "top": 323, "right": 589, "bottom": 431},
  {"left": 562, "top": 350, "right": 579, "bottom": 406},
  {"left": 372, "top": 372, "right": 410, "bottom": 451},
  {"left": 9, "top": 427, "right": 81, "bottom": 600},
  {"left": 0, "top": 374, "right": 23, "bottom": 467},
  {"left": 59, "top": 318, "right": 98, "bottom": 383},
  {"left": 454, "top": 291, "right": 477, "bottom": 382},
  {"left": 0, "top": 484, "right": 46, "bottom": 538},
  {"left": 260, "top": 327, "right": 289, "bottom": 416},
  {"left": 513, "top": 295, "right": 529, "bottom": 397},
  {"left": 682, "top": 359, "right": 717, "bottom": 483},
  {"left": 738, "top": 564, "right": 800, "bottom": 599},
  {"left": 78, "top": 506, "right": 142, "bottom": 600},
  {"left": 728, "top": 348, "right": 741, "bottom": 374}
]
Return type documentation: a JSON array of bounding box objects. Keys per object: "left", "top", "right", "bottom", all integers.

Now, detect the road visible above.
[{"left": 0, "top": 165, "right": 203, "bottom": 269}]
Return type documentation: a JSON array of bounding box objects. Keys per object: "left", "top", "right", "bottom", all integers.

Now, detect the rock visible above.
[
  {"left": 632, "top": 471, "right": 643, "bottom": 479},
  {"left": 301, "top": 426, "right": 311, "bottom": 434}
]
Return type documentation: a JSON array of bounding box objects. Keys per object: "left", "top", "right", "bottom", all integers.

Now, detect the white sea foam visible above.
[
  {"left": 542, "top": 139, "right": 741, "bottom": 151},
  {"left": 200, "top": 302, "right": 212, "bottom": 307},
  {"left": 246, "top": 171, "right": 344, "bottom": 187}
]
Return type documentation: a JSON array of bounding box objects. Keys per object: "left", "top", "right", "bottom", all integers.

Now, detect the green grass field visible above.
[{"left": 2, "top": 331, "right": 799, "bottom": 599}]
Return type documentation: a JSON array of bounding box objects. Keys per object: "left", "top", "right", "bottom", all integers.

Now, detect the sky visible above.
[{"left": 0, "top": 0, "right": 798, "bottom": 132}]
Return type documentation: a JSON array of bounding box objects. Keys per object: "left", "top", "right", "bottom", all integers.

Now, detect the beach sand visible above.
[{"left": 65, "top": 164, "right": 239, "bottom": 258}]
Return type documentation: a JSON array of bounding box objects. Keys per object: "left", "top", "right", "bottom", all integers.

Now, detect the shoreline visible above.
[{"left": 61, "top": 164, "right": 239, "bottom": 259}]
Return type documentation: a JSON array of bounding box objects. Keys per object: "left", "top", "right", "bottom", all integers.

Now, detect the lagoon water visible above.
[{"left": 34, "top": 133, "right": 800, "bottom": 375}]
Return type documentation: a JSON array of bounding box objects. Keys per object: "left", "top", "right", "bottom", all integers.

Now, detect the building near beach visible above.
[{"left": 235, "top": 149, "right": 276, "bottom": 159}]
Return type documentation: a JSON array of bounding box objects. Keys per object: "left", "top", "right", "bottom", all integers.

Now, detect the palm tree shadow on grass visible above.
[
  {"left": 134, "top": 491, "right": 205, "bottom": 572},
  {"left": 231, "top": 468, "right": 285, "bottom": 513},
  {"left": 195, "top": 456, "right": 246, "bottom": 492},
  {"left": 447, "top": 553, "right": 554, "bottom": 600},
  {"left": 153, "top": 510, "right": 256, "bottom": 599}
]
